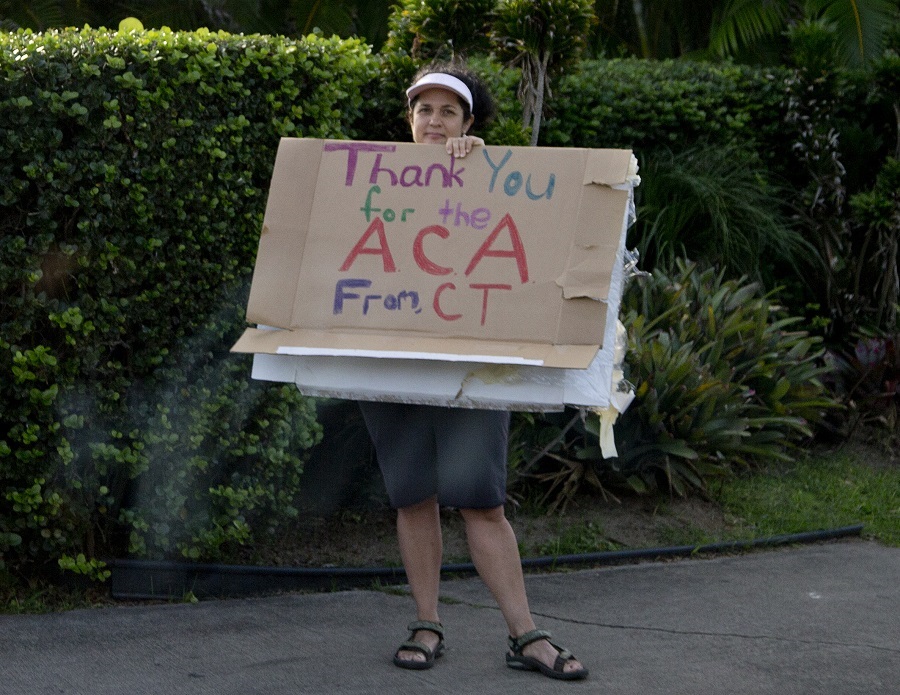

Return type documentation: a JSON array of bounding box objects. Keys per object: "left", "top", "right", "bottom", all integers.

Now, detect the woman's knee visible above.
[
  {"left": 397, "top": 495, "right": 439, "bottom": 518},
  {"left": 459, "top": 505, "right": 506, "bottom": 525}
]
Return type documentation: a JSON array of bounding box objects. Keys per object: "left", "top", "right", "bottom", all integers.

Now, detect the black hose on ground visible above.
[{"left": 108, "top": 524, "right": 865, "bottom": 600}]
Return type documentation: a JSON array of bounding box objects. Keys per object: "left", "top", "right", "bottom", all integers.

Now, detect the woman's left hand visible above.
[{"left": 446, "top": 135, "right": 484, "bottom": 158}]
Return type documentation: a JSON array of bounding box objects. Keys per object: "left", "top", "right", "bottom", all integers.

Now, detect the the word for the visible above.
[
  {"left": 360, "top": 185, "right": 415, "bottom": 223},
  {"left": 437, "top": 200, "right": 491, "bottom": 229}
]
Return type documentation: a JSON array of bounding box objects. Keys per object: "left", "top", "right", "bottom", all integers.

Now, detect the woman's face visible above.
[{"left": 408, "top": 87, "right": 475, "bottom": 145}]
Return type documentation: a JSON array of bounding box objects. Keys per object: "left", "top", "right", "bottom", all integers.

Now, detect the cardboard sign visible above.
[{"left": 232, "top": 138, "right": 635, "bottom": 372}]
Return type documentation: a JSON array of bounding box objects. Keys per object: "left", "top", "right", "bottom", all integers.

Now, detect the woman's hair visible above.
[{"left": 407, "top": 61, "right": 496, "bottom": 133}]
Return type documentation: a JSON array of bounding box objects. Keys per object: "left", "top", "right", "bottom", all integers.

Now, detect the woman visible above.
[{"left": 358, "top": 63, "right": 589, "bottom": 682}]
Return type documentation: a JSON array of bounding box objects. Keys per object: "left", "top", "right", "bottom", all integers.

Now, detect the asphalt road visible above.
[{"left": 2, "top": 540, "right": 898, "bottom": 694}]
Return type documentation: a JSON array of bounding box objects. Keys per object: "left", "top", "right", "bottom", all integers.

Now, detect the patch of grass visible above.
[
  {"left": 533, "top": 521, "right": 621, "bottom": 556},
  {"left": 652, "top": 524, "right": 723, "bottom": 548},
  {"left": 2, "top": 582, "right": 112, "bottom": 614},
  {"left": 371, "top": 581, "right": 410, "bottom": 598},
  {"left": 713, "top": 449, "right": 900, "bottom": 546},
  {"left": 639, "top": 498, "right": 736, "bottom": 547}
]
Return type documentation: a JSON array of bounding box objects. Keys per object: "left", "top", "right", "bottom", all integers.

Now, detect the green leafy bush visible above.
[
  {"left": 517, "top": 261, "right": 837, "bottom": 506},
  {"left": 613, "top": 261, "right": 836, "bottom": 493},
  {"left": 382, "top": 0, "right": 495, "bottom": 61},
  {"left": 542, "top": 58, "right": 791, "bottom": 156},
  {"left": 0, "top": 27, "right": 377, "bottom": 578}
]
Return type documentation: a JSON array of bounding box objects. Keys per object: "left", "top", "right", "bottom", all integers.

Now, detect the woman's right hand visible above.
[{"left": 446, "top": 135, "right": 484, "bottom": 158}]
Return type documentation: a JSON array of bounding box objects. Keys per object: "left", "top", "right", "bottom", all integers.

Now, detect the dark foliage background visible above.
[{"left": 1, "top": 2, "right": 898, "bottom": 588}]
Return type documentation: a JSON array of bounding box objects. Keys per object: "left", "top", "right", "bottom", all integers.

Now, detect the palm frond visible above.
[
  {"left": 808, "top": 0, "right": 899, "bottom": 64},
  {"left": 635, "top": 142, "right": 813, "bottom": 284},
  {"left": 709, "top": 0, "right": 791, "bottom": 58}
]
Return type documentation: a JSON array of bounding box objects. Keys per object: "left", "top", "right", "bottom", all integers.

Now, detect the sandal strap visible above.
[
  {"left": 398, "top": 639, "right": 434, "bottom": 657},
  {"left": 508, "top": 628, "right": 553, "bottom": 653},
  {"left": 407, "top": 620, "right": 444, "bottom": 639},
  {"left": 553, "top": 647, "right": 575, "bottom": 665}
]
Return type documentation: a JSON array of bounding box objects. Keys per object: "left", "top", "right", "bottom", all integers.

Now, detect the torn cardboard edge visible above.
[
  {"left": 231, "top": 326, "right": 601, "bottom": 369},
  {"left": 583, "top": 148, "right": 635, "bottom": 186}
]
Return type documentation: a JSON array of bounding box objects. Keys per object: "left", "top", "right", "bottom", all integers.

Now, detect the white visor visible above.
[{"left": 406, "top": 73, "right": 473, "bottom": 111}]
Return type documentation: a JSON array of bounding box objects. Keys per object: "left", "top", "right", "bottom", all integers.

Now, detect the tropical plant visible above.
[
  {"left": 381, "top": 0, "right": 495, "bottom": 61},
  {"left": 781, "top": 31, "right": 858, "bottom": 340},
  {"left": 632, "top": 141, "right": 811, "bottom": 286},
  {"left": 872, "top": 17, "right": 900, "bottom": 158},
  {"left": 516, "top": 260, "right": 836, "bottom": 507},
  {"left": 616, "top": 262, "right": 834, "bottom": 491},
  {"left": 708, "top": 0, "right": 899, "bottom": 67},
  {"left": 825, "top": 332, "right": 900, "bottom": 450},
  {"left": 590, "top": 0, "right": 720, "bottom": 60},
  {"left": 849, "top": 158, "right": 900, "bottom": 329},
  {"left": 845, "top": 22, "right": 900, "bottom": 332},
  {"left": 588, "top": 0, "right": 898, "bottom": 66},
  {"left": 491, "top": 0, "right": 595, "bottom": 145}
]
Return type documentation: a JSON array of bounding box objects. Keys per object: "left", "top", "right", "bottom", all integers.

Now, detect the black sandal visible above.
[
  {"left": 506, "top": 629, "right": 588, "bottom": 681},
  {"left": 393, "top": 620, "right": 446, "bottom": 670}
]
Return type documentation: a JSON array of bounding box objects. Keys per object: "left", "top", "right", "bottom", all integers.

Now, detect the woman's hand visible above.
[{"left": 446, "top": 135, "right": 484, "bottom": 158}]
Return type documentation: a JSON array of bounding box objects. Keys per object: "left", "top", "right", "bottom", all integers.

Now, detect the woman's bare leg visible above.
[
  {"left": 460, "top": 506, "right": 584, "bottom": 674},
  {"left": 395, "top": 496, "right": 443, "bottom": 662}
]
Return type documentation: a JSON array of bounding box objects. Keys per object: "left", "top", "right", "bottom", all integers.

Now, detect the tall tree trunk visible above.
[
  {"left": 529, "top": 52, "right": 550, "bottom": 147},
  {"left": 520, "top": 59, "right": 535, "bottom": 132}
]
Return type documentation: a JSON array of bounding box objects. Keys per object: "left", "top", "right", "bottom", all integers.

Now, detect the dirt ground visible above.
[
  {"left": 239, "top": 418, "right": 894, "bottom": 571},
  {"left": 240, "top": 402, "right": 748, "bottom": 570},
  {"left": 241, "top": 492, "right": 739, "bottom": 569}
]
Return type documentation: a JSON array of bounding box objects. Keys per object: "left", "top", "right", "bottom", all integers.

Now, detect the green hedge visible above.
[
  {"left": 542, "top": 57, "right": 888, "bottom": 207},
  {"left": 543, "top": 58, "right": 792, "bottom": 159},
  {"left": 0, "top": 27, "right": 377, "bottom": 578}
]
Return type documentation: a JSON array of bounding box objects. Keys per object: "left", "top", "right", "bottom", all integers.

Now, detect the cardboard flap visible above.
[
  {"left": 583, "top": 148, "right": 633, "bottom": 186},
  {"left": 246, "top": 139, "right": 323, "bottom": 328},
  {"left": 559, "top": 183, "right": 629, "bottom": 300},
  {"left": 556, "top": 254, "right": 614, "bottom": 299}
]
